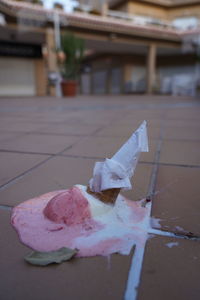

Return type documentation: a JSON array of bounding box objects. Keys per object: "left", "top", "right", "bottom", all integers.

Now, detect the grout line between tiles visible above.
[
  {"left": 0, "top": 142, "right": 79, "bottom": 192},
  {"left": 0, "top": 149, "right": 54, "bottom": 156},
  {"left": 1, "top": 151, "right": 200, "bottom": 168},
  {"left": 163, "top": 137, "right": 200, "bottom": 143},
  {"left": 147, "top": 118, "right": 166, "bottom": 199},
  {"left": 124, "top": 116, "right": 166, "bottom": 300},
  {"left": 0, "top": 205, "right": 12, "bottom": 211},
  {"left": 139, "top": 160, "right": 200, "bottom": 168},
  {"left": 148, "top": 228, "right": 200, "bottom": 241},
  {"left": 0, "top": 126, "right": 116, "bottom": 192},
  {"left": 146, "top": 139, "right": 163, "bottom": 199},
  {"left": 0, "top": 156, "right": 53, "bottom": 192},
  {"left": 125, "top": 114, "right": 200, "bottom": 300},
  {"left": 25, "top": 132, "right": 95, "bottom": 137},
  {"left": 155, "top": 162, "right": 200, "bottom": 169}
]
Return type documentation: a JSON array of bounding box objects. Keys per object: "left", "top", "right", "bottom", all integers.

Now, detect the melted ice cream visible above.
[{"left": 11, "top": 185, "right": 150, "bottom": 257}]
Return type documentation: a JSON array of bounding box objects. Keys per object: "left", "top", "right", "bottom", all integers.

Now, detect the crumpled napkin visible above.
[{"left": 89, "top": 121, "right": 148, "bottom": 193}]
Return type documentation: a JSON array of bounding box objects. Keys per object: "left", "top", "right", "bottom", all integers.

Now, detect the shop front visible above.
[{"left": 0, "top": 37, "right": 46, "bottom": 97}]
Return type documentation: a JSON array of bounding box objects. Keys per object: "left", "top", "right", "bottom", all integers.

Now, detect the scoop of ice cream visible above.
[
  {"left": 11, "top": 185, "right": 151, "bottom": 256},
  {"left": 43, "top": 186, "right": 91, "bottom": 225}
]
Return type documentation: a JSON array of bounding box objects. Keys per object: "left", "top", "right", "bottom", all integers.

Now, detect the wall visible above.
[
  {"left": 158, "top": 64, "right": 196, "bottom": 94},
  {"left": 112, "top": 2, "right": 130, "bottom": 12},
  {"left": 110, "top": 68, "right": 122, "bottom": 94},
  {"left": 114, "top": 1, "right": 200, "bottom": 22},
  {"left": 123, "top": 64, "right": 133, "bottom": 82},
  {"left": 131, "top": 65, "right": 146, "bottom": 92},
  {"left": 90, "top": 55, "right": 122, "bottom": 94},
  {"left": 169, "top": 4, "right": 200, "bottom": 20},
  {"left": 81, "top": 73, "right": 91, "bottom": 94},
  {"left": 123, "top": 62, "right": 147, "bottom": 93},
  {"left": 126, "top": 2, "right": 168, "bottom": 20},
  {"left": 0, "top": 57, "right": 36, "bottom": 96},
  {"left": 158, "top": 64, "right": 195, "bottom": 78}
]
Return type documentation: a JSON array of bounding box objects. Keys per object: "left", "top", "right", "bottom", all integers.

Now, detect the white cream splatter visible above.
[{"left": 166, "top": 242, "right": 179, "bottom": 248}]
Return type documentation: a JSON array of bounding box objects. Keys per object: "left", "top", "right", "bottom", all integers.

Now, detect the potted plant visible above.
[{"left": 59, "top": 32, "right": 85, "bottom": 96}]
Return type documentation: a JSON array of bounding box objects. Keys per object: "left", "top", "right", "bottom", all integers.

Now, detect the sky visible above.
[{"left": 42, "top": 0, "right": 78, "bottom": 12}]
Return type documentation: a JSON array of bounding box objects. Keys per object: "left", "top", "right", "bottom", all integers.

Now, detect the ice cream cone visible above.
[
  {"left": 112, "top": 120, "right": 149, "bottom": 173},
  {"left": 88, "top": 121, "right": 149, "bottom": 203},
  {"left": 87, "top": 186, "right": 120, "bottom": 204}
]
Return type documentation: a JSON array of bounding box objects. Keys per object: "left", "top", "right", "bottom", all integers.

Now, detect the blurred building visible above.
[
  {"left": 0, "top": 0, "right": 199, "bottom": 96},
  {"left": 78, "top": 0, "right": 200, "bottom": 95}
]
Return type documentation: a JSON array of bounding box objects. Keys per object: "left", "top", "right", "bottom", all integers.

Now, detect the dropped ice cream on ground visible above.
[
  {"left": 11, "top": 121, "right": 151, "bottom": 257},
  {"left": 11, "top": 185, "right": 151, "bottom": 257}
]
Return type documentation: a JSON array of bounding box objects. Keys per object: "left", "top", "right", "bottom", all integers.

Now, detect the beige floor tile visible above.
[
  {"left": 163, "top": 126, "right": 200, "bottom": 141},
  {"left": 120, "top": 109, "right": 164, "bottom": 122},
  {"left": 0, "top": 131, "right": 25, "bottom": 142},
  {"left": 166, "top": 107, "right": 200, "bottom": 121},
  {"left": 64, "top": 110, "right": 122, "bottom": 126},
  {"left": 164, "top": 119, "right": 200, "bottom": 129},
  {"left": 117, "top": 118, "right": 162, "bottom": 128},
  {"left": 97, "top": 123, "right": 160, "bottom": 139},
  {"left": 0, "top": 121, "right": 46, "bottom": 133},
  {"left": 96, "top": 124, "right": 139, "bottom": 137},
  {"left": 0, "top": 156, "right": 96, "bottom": 206},
  {"left": 38, "top": 123, "right": 101, "bottom": 135},
  {"left": 0, "top": 134, "right": 80, "bottom": 154},
  {"left": 138, "top": 235, "right": 200, "bottom": 300},
  {"left": 64, "top": 136, "right": 128, "bottom": 158},
  {"left": 0, "top": 209, "right": 132, "bottom": 300},
  {"left": 122, "top": 163, "right": 153, "bottom": 201},
  {"left": 64, "top": 136, "right": 157, "bottom": 162},
  {"left": 160, "top": 140, "right": 200, "bottom": 166},
  {"left": 151, "top": 165, "right": 200, "bottom": 235},
  {"left": 0, "top": 152, "right": 49, "bottom": 186}
]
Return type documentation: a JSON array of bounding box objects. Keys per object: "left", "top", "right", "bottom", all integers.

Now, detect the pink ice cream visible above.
[
  {"left": 43, "top": 187, "right": 91, "bottom": 225},
  {"left": 11, "top": 185, "right": 150, "bottom": 257}
]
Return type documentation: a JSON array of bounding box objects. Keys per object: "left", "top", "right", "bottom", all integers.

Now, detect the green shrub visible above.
[{"left": 60, "top": 32, "right": 85, "bottom": 80}]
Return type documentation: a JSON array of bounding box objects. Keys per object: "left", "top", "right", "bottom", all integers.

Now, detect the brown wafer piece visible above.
[{"left": 87, "top": 186, "right": 121, "bottom": 204}]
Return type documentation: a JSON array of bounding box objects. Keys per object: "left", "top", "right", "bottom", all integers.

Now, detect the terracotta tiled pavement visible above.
[{"left": 0, "top": 95, "right": 200, "bottom": 300}]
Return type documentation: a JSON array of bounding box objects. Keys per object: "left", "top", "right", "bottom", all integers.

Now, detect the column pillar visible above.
[
  {"left": 35, "top": 59, "right": 47, "bottom": 96},
  {"left": 46, "top": 28, "right": 58, "bottom": 96},
  {"left": 101, "top": 1, "right": 108, "bottom": 16},
  {"left": 147, "top": 43, "right": 157, "bottom": 94}
]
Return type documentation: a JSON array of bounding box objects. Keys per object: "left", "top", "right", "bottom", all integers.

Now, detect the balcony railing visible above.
[{"left": 107, "top": 10, "right": 176, "bottom": 30}]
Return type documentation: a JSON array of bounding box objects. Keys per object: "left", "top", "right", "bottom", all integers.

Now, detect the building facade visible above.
[
  {"left": 0, "top": 0, "right": 199, "bottom": 97},
  {"left": 78, "top": 0, "right": 200, "bottom": 96}
]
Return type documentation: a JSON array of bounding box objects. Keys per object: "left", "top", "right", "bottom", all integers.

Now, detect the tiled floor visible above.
[
  {"left": 137, "top": 235, "right": 200, "bottom": 300},
  {"left": 0, "top": 94, "right": 200, "bottom": 300},
  {"left": 0, "top": 210, "right": 133, "bottom": 300}
]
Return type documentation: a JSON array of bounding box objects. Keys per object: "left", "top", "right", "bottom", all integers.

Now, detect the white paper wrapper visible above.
[{"left": 89, "top": 121, "right": 149, "bottom": 193}]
